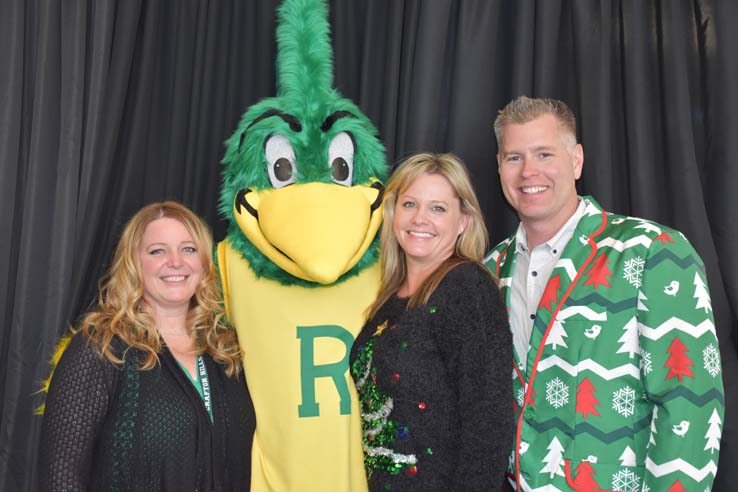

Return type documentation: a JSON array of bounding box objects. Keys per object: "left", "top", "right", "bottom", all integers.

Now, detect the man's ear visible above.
[{"left": 572, "top": 144, "right": 584, "bottom": 180}]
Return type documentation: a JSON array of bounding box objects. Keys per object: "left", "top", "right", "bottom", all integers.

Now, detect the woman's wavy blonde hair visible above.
[
  {"left": 80, "top": 201, "right": 241, "bottom": 376},
  {"left": 367, "top": 153, "right": 494, "bottom": 319}
]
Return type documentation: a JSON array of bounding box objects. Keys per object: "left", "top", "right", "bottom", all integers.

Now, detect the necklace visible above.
[{"left": 158, "top": 328, "right": 191, "bottom": 337}]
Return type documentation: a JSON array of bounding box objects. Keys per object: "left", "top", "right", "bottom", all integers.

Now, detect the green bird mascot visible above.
[{"left": 216, "top": 0, "right": 386, "bottom": 490}]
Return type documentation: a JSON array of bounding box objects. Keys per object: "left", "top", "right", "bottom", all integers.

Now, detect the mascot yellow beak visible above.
[{"left": 233, "top": 181, "right": 383, "bottom": 284}]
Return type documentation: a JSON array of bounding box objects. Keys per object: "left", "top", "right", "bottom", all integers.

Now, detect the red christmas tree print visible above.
[
  {"left": 584, "top": 254, "right": 612, "bottom": 289},
  {"left": 576, "top": 377, "right": 601, "bottom": 418},
  {"left": 654, "top": 232, "right": 674, "bottom": 245},
  {"left": 667, "top": 479, "right": 686, "bottom": 492},
  {"left": 664, "top": 337, "right": 695, "bottom": 382},
  {"left": 538, "top": 274, "right": 561, "bottom": 312},
  {"left": 565, "top": 460, "right": 608, "bottom": 492}
]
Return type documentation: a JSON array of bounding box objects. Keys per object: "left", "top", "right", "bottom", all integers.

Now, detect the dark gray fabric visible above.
[
  {"left": 350, "top": 262, "right": 512, "bottom": 491},
  {"left": 38, "top": 333, "right": 255, "bottom": 492}
]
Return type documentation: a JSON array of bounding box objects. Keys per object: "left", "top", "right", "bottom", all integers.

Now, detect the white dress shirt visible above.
[{"left": 509, "top": 199, "right": 586, "bottom": 369}]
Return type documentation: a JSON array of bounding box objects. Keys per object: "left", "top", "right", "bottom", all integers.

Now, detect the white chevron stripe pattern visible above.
[
  {"left": 638, "top": 317, "right": 717, "bottom": 339},
  {"left": 557, "top": 306, "right": 607, "bottom": 321},
  {"left": 554, "top": 259, "right": 578, "bottom": 280},
  {"left": 583, "top": 200, "right": 600, "bottom": 217},
  {"left": 483, "top": 250, "right": 500, "bottom": 265},
  {"left": 537, "top": 355, "right": 640, "bottom": 380},
  {"left": 634, "top": 221, "right": 662, "bottom": 235},
  {"left": 499, "top": 277, "right": 512, "bottom": 288},
  {"left": 596, "top": 235, "right": 653, "bottom": 252},
  {"left": 645, "top": 457, "right": 717, "bottom": 481}
]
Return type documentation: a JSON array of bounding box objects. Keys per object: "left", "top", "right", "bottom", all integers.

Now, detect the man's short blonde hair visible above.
[{"left": 494, "top": 96, "right": 577, "bottom": 149}]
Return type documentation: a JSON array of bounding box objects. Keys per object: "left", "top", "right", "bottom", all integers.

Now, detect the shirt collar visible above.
[{"left": 515, "top": 198, "right": 587, "bottom": 255}]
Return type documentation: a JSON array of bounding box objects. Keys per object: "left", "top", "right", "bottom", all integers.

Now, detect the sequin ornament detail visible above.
[
  {"left": 351, "top": 327, "right": 418, "bottom": 477},
  {"left": 398, "top": 426, "right": 410, "bottom": 440},
  {"left": 374, "top": 321, "right": 389, "bottom": 336},
  {"left": 429, "top": 306, "right": 438, "bottom": 314}
]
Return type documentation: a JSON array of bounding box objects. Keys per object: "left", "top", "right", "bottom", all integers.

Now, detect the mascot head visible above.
[{"left": 220, "top": 0, "right": 387, "bottom": 287}]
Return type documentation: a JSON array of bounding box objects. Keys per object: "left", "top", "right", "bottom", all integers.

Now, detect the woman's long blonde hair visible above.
[
  {"left": 367, "top": 153, "right": 493, "bottom": 319},
  {"left": 80, "top": 201, "right": 241, "bottom": 376}
]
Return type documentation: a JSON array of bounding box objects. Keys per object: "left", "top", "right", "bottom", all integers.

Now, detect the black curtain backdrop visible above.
[{"left": 1, "top": 1, "right": 736, "bottom": 490}]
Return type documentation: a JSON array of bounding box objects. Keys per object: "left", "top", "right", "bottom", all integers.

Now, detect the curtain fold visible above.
[{"left": 1, "top": 1, "right": 735, "bottom": 490}]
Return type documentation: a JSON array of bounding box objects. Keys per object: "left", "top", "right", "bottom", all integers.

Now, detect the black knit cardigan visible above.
[
  {"left": 38, "top": 333, "right": 255, "bottom": 491},
  {"left": 350, "top": 261, "right": 513, "bottom": 492}
]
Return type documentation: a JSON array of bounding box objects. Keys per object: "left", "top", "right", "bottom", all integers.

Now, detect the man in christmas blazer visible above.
[{"left": 485, "top": 96, "right": 724, "bottom": 492}]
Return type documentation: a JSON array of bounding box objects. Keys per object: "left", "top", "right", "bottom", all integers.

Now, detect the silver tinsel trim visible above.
[
  {"left": 355, "top": 352, "right": 373, "bottom": 389},
  {"left": 363, "top": 445, "right": 418, "bottom": 465},
  {"left": 363, "top": 397, "right": 393, "bottom": 422}
]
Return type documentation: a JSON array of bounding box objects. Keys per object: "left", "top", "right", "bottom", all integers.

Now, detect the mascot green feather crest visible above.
[{"left": 219, "top": 0, "right": 387, "bottom": 287}]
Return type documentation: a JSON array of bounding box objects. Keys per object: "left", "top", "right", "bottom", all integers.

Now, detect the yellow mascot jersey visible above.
[{"left": 218, "top": 241, "right": 377, "bottom": 491}]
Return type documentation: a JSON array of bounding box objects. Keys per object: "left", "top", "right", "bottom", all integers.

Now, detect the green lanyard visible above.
[{"left": 196, "top": 355, "right": 212, "bottom": 419}]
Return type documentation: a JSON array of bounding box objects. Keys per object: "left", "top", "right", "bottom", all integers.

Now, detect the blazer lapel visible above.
[
  {"left": 493, "top": 237, "right": 525, "bottom": 374},
  {"left": 525, "top": 197, "right": 609, "bottom": 380}
]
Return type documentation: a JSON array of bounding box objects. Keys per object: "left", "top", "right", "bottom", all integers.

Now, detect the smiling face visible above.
[
  {"left": 393, "top": 172, "right": 469, "bottom": 271},
  {"left": 497, "top": 113, "right": 583, "bottom": 241},
  {"left": 139, "top": 217, "right": 203, "bottom": 315}
]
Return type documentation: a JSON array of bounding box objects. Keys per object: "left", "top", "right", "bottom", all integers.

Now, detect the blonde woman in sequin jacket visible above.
[{"left": 350, "top": 153, "right": 513, "bottom": 491}]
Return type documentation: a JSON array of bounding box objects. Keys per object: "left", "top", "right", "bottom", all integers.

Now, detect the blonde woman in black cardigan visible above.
[
  {"left": 39, "top": 201, "right": 255, "bottom": 491},
  {"left": 350, "top": 153, "right": 513, "bottom": 491}
]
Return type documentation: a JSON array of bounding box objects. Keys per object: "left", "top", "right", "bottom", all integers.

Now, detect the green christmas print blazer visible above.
[{"left": 485, "top": 196, "right": 724, "bottom": 492}]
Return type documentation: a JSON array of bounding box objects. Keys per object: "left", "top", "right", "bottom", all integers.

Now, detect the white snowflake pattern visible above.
[
  {"left": 703, "top": 344, "right": 721, "bottom": 378},
  {"left": 545, "top": 377, "right": 569, "bottom": 409},
  {"left": 612, "top": 386, "right": 636, "bottom": 417},
  {"left": 639, "top": 349, "right": 652, "bottom": 375},
  {"left": 612, "top": 468, "right": 641, "bottom": 492},
  {"left": 516, "top": 387, "right": 525, "bottom": 407},
  {"left": 641, "top": 484, "right": 651, "bottom": 492},
  {"left": 623, "top": 257, "right": 645, "bottom": 288}
]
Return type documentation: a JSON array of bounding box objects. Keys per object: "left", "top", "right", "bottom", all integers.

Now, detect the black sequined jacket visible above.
[
  {"left": 38, "top": 333, "right": 255, "bottom": 492},
  {"left": 350, "top": 261, "right": 513, "bottom": 492}
]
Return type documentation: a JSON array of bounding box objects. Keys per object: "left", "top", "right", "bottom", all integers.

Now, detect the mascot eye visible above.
[
  {"left": 328, "top": 132, "right": 354, "bottom": 186},
  {"left": 265, "top": 134, "right": 297, "bottom": 188}
]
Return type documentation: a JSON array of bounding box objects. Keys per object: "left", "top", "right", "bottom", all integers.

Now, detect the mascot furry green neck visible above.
[{"left": 219, "top": 0, "right": 387, "bottom": 287}]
